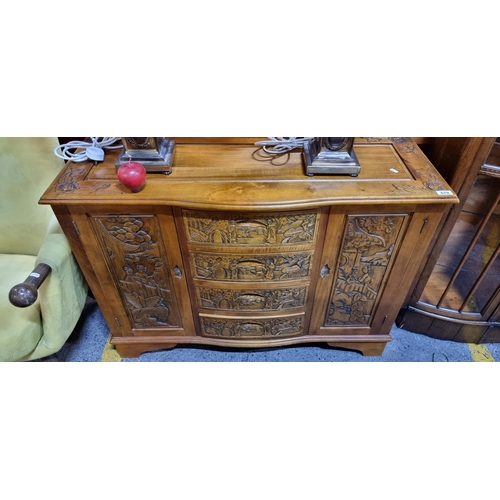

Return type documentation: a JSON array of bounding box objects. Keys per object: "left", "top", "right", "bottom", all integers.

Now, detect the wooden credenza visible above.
[{"left": 40, "top": 138, "right": 457, "bottom": 357}]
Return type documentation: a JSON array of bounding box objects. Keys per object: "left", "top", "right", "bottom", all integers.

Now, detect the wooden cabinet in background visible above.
[
  {"left": 397, "top": 138, "right": 500, "bottom": 343},
  {"left": 40, "top": 138, "right": 457, "bottom": 357}
]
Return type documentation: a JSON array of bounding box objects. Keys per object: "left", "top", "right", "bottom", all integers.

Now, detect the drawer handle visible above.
[
  {"left": 320, "top": 264, "right": 331, "bottom": 278},
  {"left": 173, "top": 266, "right": 183, "bottom": 279}
]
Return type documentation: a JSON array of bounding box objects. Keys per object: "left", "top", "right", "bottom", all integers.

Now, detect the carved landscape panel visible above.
[
  {"left": 326, "top": 215, "right": 407, "bottom": 326},
  {"left": 183, "top": 210, "right": 319, "bottom": 246},
  {"left": 92, "top": 216, "right": 182, "bottom": 328},
  {"left": 201, "top": 315, "right": 304, "bottom": 338},
  {"left": 197, "top": 285, "right": 307, "bottom": 311},
  {"left": 190, "top": 252, "right": 312, "bottom": 282}
]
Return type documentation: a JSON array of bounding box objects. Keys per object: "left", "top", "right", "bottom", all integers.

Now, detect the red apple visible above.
[{"left": 117, "top": 161, "right": 147, "bottom": 192}]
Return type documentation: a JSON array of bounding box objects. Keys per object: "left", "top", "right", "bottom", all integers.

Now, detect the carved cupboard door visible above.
[
  {"left": 310, "top": 205, "right": 419, "bottom": 337},
  {"left": 71, "top": 205, "right": 195, "bottom": 337}
]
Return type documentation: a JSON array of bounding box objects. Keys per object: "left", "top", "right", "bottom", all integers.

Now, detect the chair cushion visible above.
[
  {"left": 0, "top": 138, "right": 63, "bottom": 256},
  {"left": 0, "top": 254, "right": 43, "bottom": 361}
]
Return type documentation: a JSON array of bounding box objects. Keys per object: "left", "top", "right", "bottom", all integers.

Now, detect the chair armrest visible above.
[
  {"left": 14, "top": 215, "right": 88, "bottom": 360},
  {"left": 9, "top": 263, "right": 52, "bottom": 307}
]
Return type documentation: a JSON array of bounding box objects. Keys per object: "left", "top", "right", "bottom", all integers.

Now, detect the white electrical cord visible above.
[
  {"left": 54, "top": 137, "right": 122, "bottom": 162},
  {"left": 254, "top": 137, "right": 314, "bottom": 154}
]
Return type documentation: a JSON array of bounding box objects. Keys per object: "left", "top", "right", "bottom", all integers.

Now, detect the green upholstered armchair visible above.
[{"left": 0, "top": 137, "right": 88, "bottom": 361}]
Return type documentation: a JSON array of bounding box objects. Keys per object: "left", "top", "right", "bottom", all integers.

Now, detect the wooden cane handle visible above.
[{"left": 9, "top": 263, "right": 52, "bottom": 307}]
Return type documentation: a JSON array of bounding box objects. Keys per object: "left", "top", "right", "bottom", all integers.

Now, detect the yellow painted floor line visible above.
[
  {"left": 468, "top": 343, "right": 495, "bottom": 362},
  {"left": 101, "top": 334, "right": 122, "bottom": 362}
]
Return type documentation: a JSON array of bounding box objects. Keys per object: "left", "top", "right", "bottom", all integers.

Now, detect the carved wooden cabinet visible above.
[{"left": 40, "top": 138, "right": 457, "bottom": 357}]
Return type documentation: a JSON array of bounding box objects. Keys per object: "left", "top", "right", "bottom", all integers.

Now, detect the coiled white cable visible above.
[
  {"left": 54, "top": 137, "right": 122, "bottom": 162},
  {"left": 254, "top": 137, "right": 314, "bottom": 154}
]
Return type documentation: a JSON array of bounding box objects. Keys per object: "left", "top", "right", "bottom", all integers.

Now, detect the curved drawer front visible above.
[
  {"left": 197, "top": 285, "right": 308, "bottom": 311},
  {"left": 200, "top": 314, "right": 304, "bottom": 339},
  {"left": 183, "top": 209, "right": 320, "bottom": 247},
  {"left": 190, "top": 252, "right": 313, "bottom": 282}
]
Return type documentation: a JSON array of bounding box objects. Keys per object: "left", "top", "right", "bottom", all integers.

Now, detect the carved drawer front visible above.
[
  {"left": 196, "top": 284, "right": 308, "bottom": 312},
  {"left": 183, "top": 209, "right": 320, "bottom": 247},
  {"left": 90, "top": 215, "right": 183, "bottom": 329},
  {"left": 190, "top": 251, "right": 313, "bottom": 282},
  {"left": 200, "top": 314, "right": 305, "bottom": 339},
  {"left": 326, "top": 214, "right": 409, "bottom": 327},
  {"left": 183, "top": 209, "right": 321, "bottom": 338}
]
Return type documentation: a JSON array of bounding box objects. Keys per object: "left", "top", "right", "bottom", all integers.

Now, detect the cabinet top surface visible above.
[{"left": 41, "top": 138, "right": 458, "bottom": 210}]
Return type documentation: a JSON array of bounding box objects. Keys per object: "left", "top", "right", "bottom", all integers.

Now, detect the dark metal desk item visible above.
[
  {"left": 116, "top": 137, "right": 175, "bottom": 174},
  {"left": 304, "top": 137, "right": 361, "bottom": 176}
]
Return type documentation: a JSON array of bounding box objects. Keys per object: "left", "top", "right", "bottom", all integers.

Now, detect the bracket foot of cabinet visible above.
[
  {"left": 326, "top": 341, "right": 388, "bottom": 356},
  {"left": 113, "top": 340, "right": 178, "bottom": 358}
]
